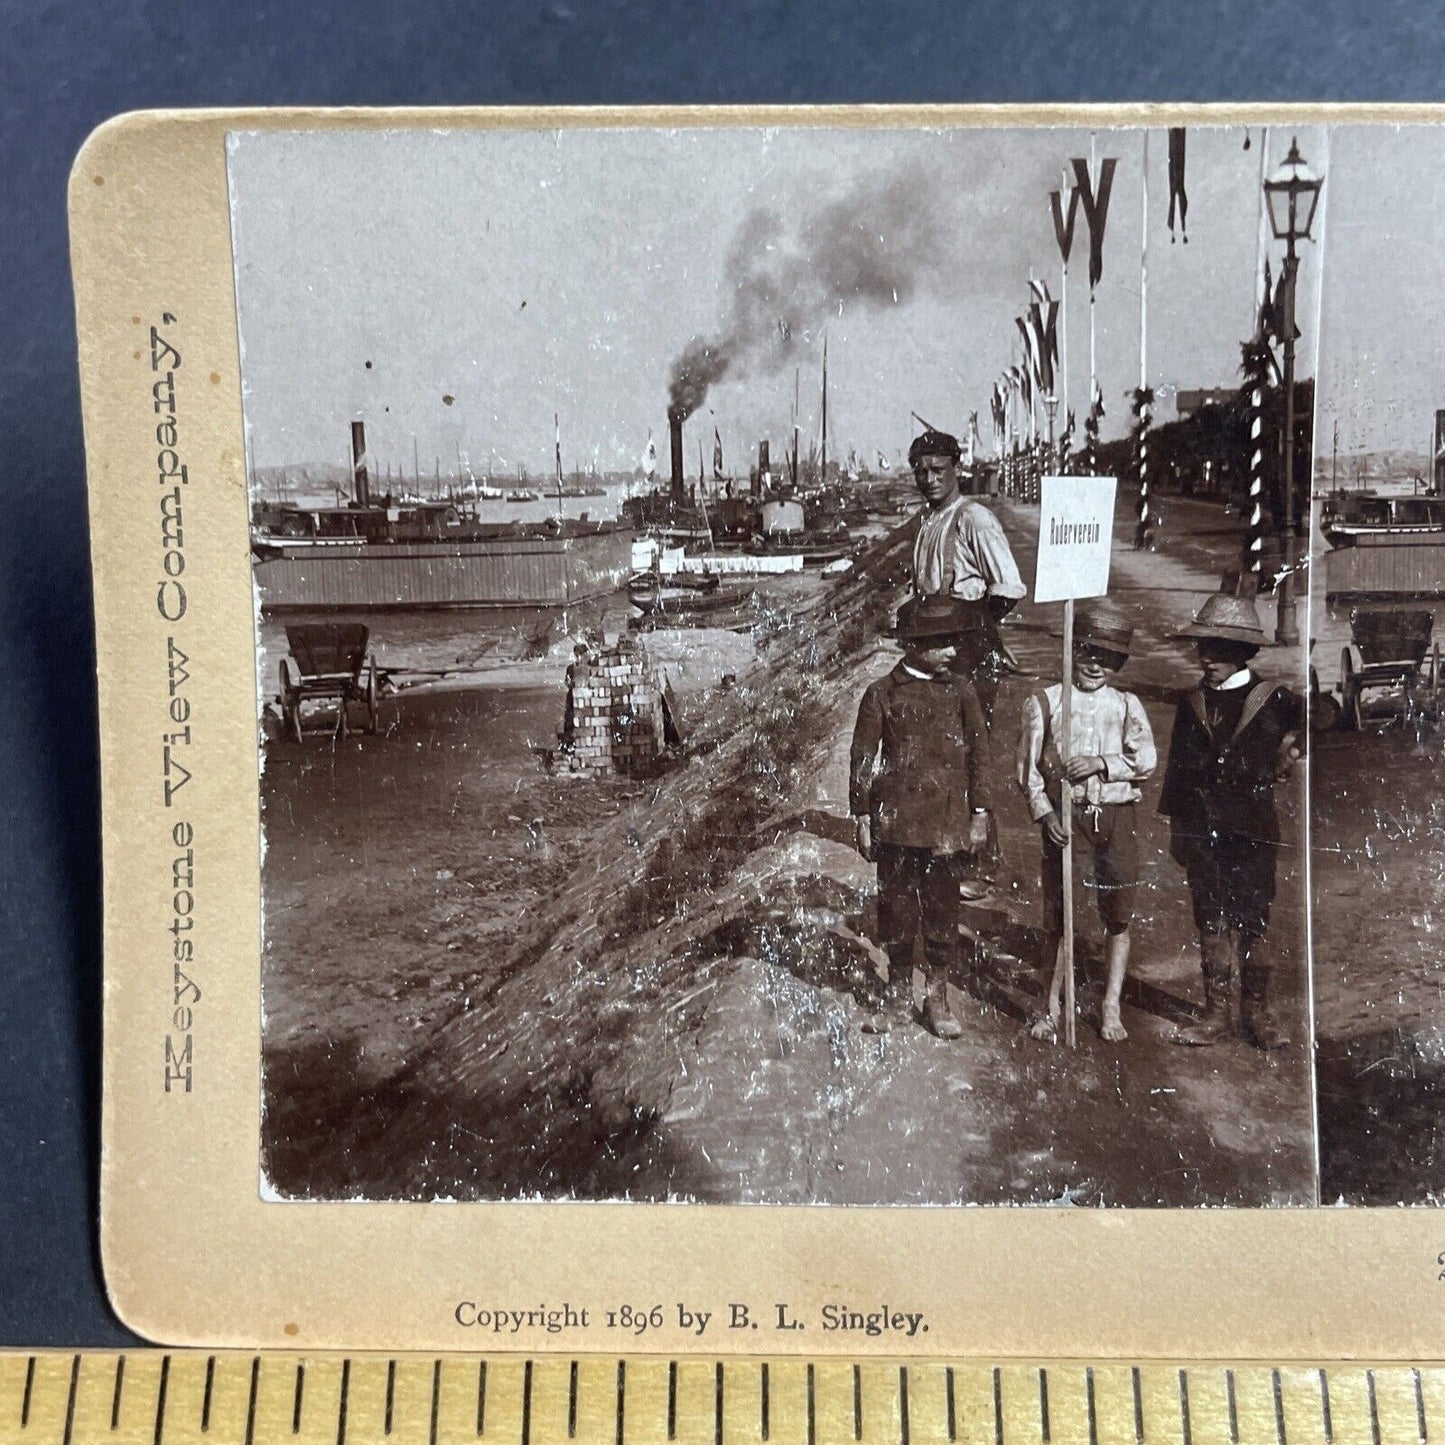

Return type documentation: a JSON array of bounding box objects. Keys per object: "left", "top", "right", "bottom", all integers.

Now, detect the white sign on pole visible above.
[{"left": 1033, "top": 475, "right": 1117, "bottom": 603}]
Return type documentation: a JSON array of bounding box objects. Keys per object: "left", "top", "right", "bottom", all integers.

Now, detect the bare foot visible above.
[{"left": 1100, "top": 1007, "right": 1127, "bottom": 1043}]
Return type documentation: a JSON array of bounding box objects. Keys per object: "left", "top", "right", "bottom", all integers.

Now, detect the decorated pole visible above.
[
  {"left": 1245, "top": 126, "right": 1271, "bottom": 577},
  {"left": 1135, "top": 131, "right": 1152, "bottom": 549}
]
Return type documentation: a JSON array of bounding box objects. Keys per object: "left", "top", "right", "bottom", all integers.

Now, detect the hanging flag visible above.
[
  {"left": 1070, "top": 155, "right": 1118, "bottom": 291},
  {"left": 555, "top": 414, "right": 564, "bottom": 485},
  {"left": 1272, "top": 266, "right": 1301, "bottom": 342},
  {"left": 1029, "top": 299, "right": 1059, "bottom": 396},
  {"left": 1016, "top": 316, "right": 1040, "bottom": 389},
  {"left": 1029, "top": 277, "right": 1052, "bottom": 308},
  {"left": 1050, "top": 185, "right": 1081, "bottom": 266},
  {"left": 1090, "top": 377, "right": 1105, "bottom": 420},
  {"left": 713, "top": 426, "right": 724, "bottom": 480},
  {"left": 643, "top": 431, "right": 657, "bottom": 480},
  {"left": 1167, "top": 128, "right": 1189, "bottom": 243}
]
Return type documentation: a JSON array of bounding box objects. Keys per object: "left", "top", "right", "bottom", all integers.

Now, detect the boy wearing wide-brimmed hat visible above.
[
  {"left": 850, "top": 595, "right": 994, "bottom": 1039},
  {"left": 1160, "top": 579, "right": 1305, "bottom": 1049},
  {"left": 1016, "top": 603, "right": 1157, "bottom": 1044}
]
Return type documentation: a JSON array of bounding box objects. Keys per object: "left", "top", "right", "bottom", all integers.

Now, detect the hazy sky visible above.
[
  {"left": 227, "top": 123, "right": 1327, "bottom": 477},
  {"left": 1314, "top": 125, "right": 1445, "bottom": 462}
]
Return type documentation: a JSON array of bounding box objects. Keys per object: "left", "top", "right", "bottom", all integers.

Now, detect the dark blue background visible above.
[{"left": 2, "top": 0, "right": 1441, "bottom": 1346}]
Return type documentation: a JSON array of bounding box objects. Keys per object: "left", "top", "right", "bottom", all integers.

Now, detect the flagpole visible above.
[
  {"left": 1247, "top": 126, "right": 1271, "bottom": 576},
  {"left": 1136, "top": 129, "right": 1152, "bottom": 548},
  {"left": 1089, "top": 132, "right": 1099, "bottom": 476},
  {"left": 1060, "top": 167, "right": 1071, "bottom": 465}
]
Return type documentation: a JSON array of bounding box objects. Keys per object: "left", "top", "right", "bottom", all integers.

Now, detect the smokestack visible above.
[
  {"left": 668, "top": 408, "right": 685, "bottom": 501},
  {"left": 755, "top": 439, "right": 769, "bottom": 497},
  {"left": 351, "top": 421, "right": 370, "bottom": 507}
]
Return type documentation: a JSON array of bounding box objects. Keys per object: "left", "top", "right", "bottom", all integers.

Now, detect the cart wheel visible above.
[
  {"left": 365, "top": 656, "right": 379, "bottom": 734},
  {"left": 279, "top": 659, "right": 303, "bottom": 744},
  {"left": 1340, "top": 646, "right": 1362, "bottom": 731}
]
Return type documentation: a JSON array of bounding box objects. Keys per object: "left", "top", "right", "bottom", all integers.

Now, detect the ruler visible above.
[{"left": 0, "top": 1353, "right": 1438, "bottom": 1445}]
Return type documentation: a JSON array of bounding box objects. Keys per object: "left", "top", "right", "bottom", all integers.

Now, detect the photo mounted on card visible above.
[{"left": 74, "top": 104, "right": 1445, "bottom": 1355}]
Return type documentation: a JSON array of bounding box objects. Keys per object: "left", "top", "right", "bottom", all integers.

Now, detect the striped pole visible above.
[
  {"left": 1246, "top": 374, "right": 1265, "bottom": 574},
  {"left": 1136, "top": 131, "right": 1151, "bottom": 547}
]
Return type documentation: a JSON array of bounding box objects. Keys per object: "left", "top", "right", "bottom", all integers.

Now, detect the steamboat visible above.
[{"left": 251, "top": 423, "right": 632, "bottom": 612}]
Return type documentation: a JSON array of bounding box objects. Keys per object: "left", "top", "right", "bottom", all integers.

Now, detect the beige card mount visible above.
[{"left": 74, "top": 103, "right": 1445, "bottom": 1353}]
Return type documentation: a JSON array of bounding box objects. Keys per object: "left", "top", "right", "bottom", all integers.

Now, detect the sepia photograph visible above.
[
  {"left": 229, "top": 122, "right": 1319, "bottom": 1209},
  {"left": 1307, "top": 125, "right": 1445, "bottom": 1205}
]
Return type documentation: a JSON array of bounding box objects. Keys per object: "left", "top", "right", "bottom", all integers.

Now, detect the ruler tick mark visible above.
[
  {"left": 522, "top": 1361, "right": 533, "bottom": 1445},
  {"left": 899, "top": 1366, "right": 910, "bottom": 1445},
  {"left": 63, "top": 1354, "right": 80, "bottom": 1445},
  {"left": 1178, "top": 1370, "right": 1192, "bottom": 1445},
  {"left": 22, "top": 1356, "right": 35, "bottom": 1427},
  {"left": 617, "top": 1359, "right": 627, "bottom": 1445},
  {"left": 715, "top": 1362, "right": 724, "bottom": 1445},
  {"left": 386, "top": 1361, "right": 396, "bottom": 1436},
  {"left": 337, "top": 1360, "right": 351, "bottom": 1445},
  {"left": 1417, "top": 1367, "right": 1428, "bottom": 1443},
  {"left": 245, "top": 1358, "right": 260, "bottom": 1445},
  {"left": 1226, "top": 1369, "right": 1239, "bottom": 1444},
  {"left": 477, "top": 1361, "right": 487, "bottom": 1437},
  {"left": 1368, "top": 1370, "right": 1382, "bottom": 1445},
  {"left": 154, "top": 1356, "right": 170, "bottom": 1445},
  {"left": 1272, "top": 1368, "right": 1287, "bottom": 1445},
  {"left": 1086, "top": 1368, "right": 1098, "bottom": 1445},
  {"left": 113, "top": 1355, "right": 127, "bottom": 1431},
  {"left": 336, "top": 1352, "right": 351, "bottom": 1445},
  {"left": 1132, "top": 1366, "right": 1144, "bottom": 1445},
  {"left": 202, "top": 1356, "right": 214, "bottom": 1434},
  {"left": 761, "top": 1362, "right": 770, "bottom": 1441},
  {"left": 568, "top": 1360, "right": 578, "bottom": 1440},
  {"left": 293, "top": 1363, "right": 305, "bottom": 1435},
  {"left": 945, "top": 1367, "right": 957, "bottom": 1443},
  {"left": 854, "top": 1365, "right": 862, "bottom": 1442},
  {"left": 429, "top": 1359, "right": 441, "bottom": 1445},
  {"left": 1039, "top": 1367, "right": 1051, "bottom": 1443},
  {"left": 1319, "top": 1369, "right": 1333, "bottom": 1445},
  {"left": 807, "top": 1364, "right": 816, "bottom": 1445},
  {"left": 668, "top": 1363, "right": 677, "bottom": 1442},
  {"left": 992, "top": 1367, "right": 1003, "bottom": 1445}
]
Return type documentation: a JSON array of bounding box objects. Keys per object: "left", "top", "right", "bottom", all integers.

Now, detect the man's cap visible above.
[
  {"left": 1173, "top": 572, "right": 1268, "bottom": 646},
  {"left": 892, "top": 594, "right": 987, "bottom": 643},
  {"left": 908, "top": 429, "right": 962, "bottom": 466}
]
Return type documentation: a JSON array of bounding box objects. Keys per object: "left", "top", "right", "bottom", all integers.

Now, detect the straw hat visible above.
[
  {"left": 1175, "top": 575, "right": 1269, "bottom": 646},
  {"left": 1063, "top": 603, "right": 1134, "bottom": 658}
]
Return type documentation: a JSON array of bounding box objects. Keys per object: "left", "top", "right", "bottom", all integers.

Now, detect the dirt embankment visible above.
[{"left": 261, "top": 500, "right": 1315, "bottom": 1207}]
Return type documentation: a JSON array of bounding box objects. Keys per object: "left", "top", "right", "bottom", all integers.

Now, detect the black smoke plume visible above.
[{"left": 668, "top": 164, "right": 951, "bottom": 421}]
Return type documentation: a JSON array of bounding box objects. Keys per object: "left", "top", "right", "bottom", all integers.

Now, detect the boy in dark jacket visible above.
[
  {"left": 850, "top": 596, "right": 993, "bottom": 1039},
  {"left": 1160, "top": 581, "right": 1305, "bottom": 1049}
]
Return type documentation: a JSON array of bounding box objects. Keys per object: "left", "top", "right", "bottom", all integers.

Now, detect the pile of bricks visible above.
[{"left": 563, "top": 636, "right": 666, "bottom": 777}]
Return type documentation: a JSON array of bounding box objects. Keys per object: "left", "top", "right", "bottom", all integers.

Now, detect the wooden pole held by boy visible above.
[{"left": 1034, "top": 474, "right": 1117, "bottom": 1047}]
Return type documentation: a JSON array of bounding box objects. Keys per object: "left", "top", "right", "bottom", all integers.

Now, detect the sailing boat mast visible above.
[
  {"left": 820, "top": 334, "right": 829, "bottom": 485},
  {"left": 791, "top": 367, "right": 801, "bottom": 489}
]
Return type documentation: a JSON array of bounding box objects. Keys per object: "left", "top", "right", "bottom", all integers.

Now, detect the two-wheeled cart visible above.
[{"left": 277, "top": 622, "right": 379, "bottom": 742}]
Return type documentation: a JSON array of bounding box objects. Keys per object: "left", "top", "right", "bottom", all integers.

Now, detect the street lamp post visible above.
[{"left": 1263, "top": 137, "right": 1324, "bottom": 648}]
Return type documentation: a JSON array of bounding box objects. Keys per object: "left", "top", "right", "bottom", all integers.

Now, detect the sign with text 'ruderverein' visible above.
[{"left": 1033, "top": 474, "right": 1117, "bottom": 603}]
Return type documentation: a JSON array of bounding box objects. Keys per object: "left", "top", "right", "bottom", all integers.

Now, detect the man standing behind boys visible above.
[
  {"left": 1016, "top": 605, "right": 1157, "bottom": 1043},
  {"left": 1160, "top": 580, "right": 1305, "bottom": 1050},
  {"left": 909, "top": 428, "right": 1026, "bottom": 726},
  {"left": 850, "top": 596, "right": 993, "bottom": 1039}
]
